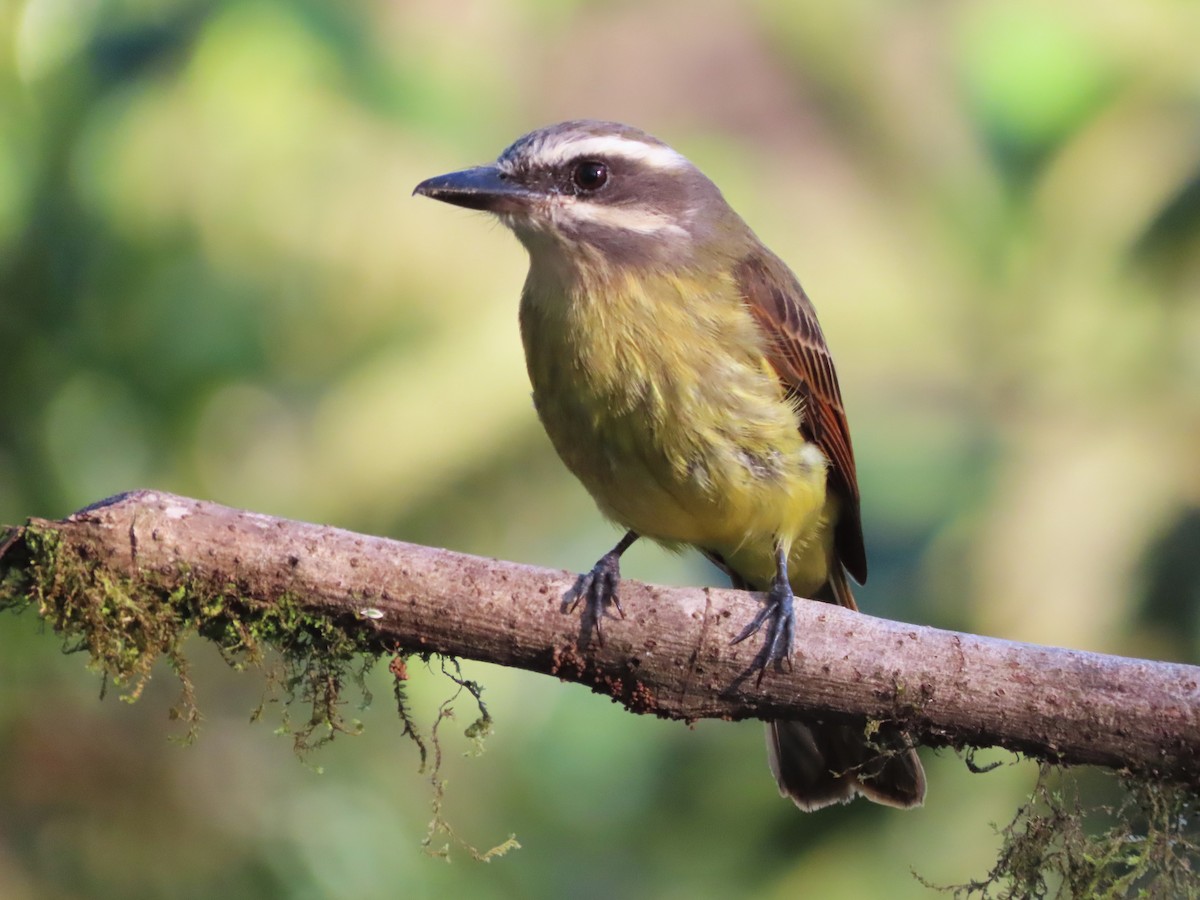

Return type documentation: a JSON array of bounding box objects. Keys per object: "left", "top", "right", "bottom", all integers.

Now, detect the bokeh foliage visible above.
[{"left": 1, "top": 0, "right": 1198, "bottom": 897}]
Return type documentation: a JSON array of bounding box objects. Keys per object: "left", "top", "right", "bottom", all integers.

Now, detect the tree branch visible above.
[{"left": 2, "top": 489, "right": 1197, "bottom": 787}]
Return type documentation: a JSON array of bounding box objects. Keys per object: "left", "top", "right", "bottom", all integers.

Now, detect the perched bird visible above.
[{"left": 414, "top": 120, "right": 925, "bottom": 810}]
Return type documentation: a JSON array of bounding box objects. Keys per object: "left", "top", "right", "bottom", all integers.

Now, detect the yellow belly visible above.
[{"left": 521, "top": 268, "right": 835, "bottom": 595}]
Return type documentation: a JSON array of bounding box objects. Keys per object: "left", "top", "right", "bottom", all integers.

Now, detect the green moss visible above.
[
  {"left": 0, "top": 523, "right": 388, "bottom": 750},
  {"left": 419, "top": 656, "right": 518, "bottom": 862},
  {"left": 924, "top": 763, "right": 1200, "bottom": 898},
  {"left": 1, "top": 522, "right": 517, "bottom": 859}
]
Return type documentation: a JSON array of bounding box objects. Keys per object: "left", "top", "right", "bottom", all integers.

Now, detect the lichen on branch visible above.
[{"left": 3, "top": 488, "right": 1200, "bottom": 881}]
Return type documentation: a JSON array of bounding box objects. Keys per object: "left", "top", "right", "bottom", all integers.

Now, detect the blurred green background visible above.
[{"left": 2, "top": 0, "right": 1199, "bottom": 897}]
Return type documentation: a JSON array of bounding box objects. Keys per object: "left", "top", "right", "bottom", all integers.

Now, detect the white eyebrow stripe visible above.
[
  {"left": 556, "top": 199, "right": 689, "bottom": 237},
  {"left": 533, "top": 135, "right": 688, "bottom": 170}
]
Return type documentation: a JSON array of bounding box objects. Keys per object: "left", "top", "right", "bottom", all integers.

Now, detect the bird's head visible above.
[{"left": 414, "top": 120, "right": 748, "bottom": 271}]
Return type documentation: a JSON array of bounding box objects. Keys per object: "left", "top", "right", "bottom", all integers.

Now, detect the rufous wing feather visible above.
[{"left": 733, "top": 253, "right": 867, "bottom": 584}]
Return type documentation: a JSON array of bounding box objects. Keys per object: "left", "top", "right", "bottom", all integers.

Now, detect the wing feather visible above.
[{"left": 733, "top": 253, "right": 867, "bottom": 584}]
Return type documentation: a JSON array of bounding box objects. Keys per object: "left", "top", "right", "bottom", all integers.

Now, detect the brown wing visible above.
[{"left": 733, "top": 253, "right": 867, "bottom": 584}]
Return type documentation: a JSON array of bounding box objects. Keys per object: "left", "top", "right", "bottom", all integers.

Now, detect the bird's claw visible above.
[
  {"left": 731, "top": 577, "right": 796, "bottom": 685},
  {"left": 563, "top": 549, "right": 626, "bottom": 646}
]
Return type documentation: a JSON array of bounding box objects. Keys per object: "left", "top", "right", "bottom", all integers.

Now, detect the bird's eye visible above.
[{"left": 572, "top": 160, "right": 608, "bottom": 191}]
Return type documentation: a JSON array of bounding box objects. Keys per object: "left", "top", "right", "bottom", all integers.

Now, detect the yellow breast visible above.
[{"left": 520, "top": 266, "right": 833, "bottom": 592}]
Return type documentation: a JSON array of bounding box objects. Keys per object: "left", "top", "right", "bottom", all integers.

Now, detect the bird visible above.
[{"left": 413, "top": 120, "right": 925, "bottom": 810}]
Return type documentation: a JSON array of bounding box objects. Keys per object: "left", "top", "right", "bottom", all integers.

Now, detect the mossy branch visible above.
[{"left": 1, "top": 489, "right": 1198, "bottom": 789}]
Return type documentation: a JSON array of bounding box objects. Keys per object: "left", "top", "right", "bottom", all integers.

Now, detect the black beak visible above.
[{"left": 413, "top": 165, "right": 536, "bottom": 213}]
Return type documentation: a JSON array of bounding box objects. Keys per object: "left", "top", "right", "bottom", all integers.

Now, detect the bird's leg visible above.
[
  {"left": 731, "top": 543, "right": 796, "bottom": 683},
  {"left": 563, "top": 530, "right": 639, "bottom": 646}
]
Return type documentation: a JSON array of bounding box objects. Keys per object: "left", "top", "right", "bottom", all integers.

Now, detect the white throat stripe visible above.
[{"left": 558, "top": 200, "right": 689, "bottom": 238}]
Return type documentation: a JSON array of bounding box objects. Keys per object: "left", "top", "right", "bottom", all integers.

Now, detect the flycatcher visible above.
[{"left": 414, "top": 120, "right": 925, "bottom": 810}]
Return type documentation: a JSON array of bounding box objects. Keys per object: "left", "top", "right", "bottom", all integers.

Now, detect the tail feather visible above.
[
  {"left": 767, "top": 719, "right": 926, "bottom": 811},
  {"left": 770, "top": 566, "right": 926, "bottom": 809},
  {"left": 711, "top": 554, "right": 926, "bottom": 811}
]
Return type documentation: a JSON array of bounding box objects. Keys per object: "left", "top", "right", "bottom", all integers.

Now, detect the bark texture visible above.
[{"left": 2, "top": 489, "right": 1198, "bottom": 787}]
